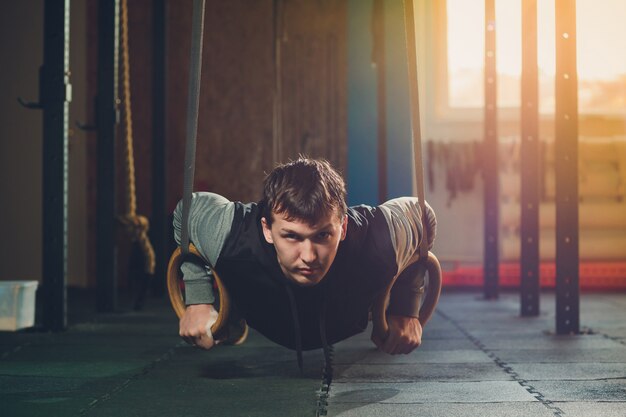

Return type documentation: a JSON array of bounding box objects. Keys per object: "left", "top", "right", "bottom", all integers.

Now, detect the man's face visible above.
[{"left": 261, "top": 209, "right": 347, "bottom": 286}]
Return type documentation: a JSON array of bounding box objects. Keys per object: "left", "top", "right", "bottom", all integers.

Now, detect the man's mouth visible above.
[{"left": 297, "top": 267, "right": 318, "bottom": 276}]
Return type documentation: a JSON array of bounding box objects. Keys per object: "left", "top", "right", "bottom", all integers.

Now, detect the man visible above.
[{"left": 174, "top": 157, "right": 436, "bottom": 358}]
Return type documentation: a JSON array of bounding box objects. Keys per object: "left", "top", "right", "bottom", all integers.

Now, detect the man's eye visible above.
[
  {"left": 318, "top": 232, "right": 331, "bottom": 239},
  {"left": 283, "top": 233, "right": 298, "bottom": 240}
]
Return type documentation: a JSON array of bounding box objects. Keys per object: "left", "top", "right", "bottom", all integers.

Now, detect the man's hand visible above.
[
  {"left": 371, "top": 315, "right": 422, "bottom": 354},
  {"left": 179, "top": 304, "right": 219, "bottom": 350}
]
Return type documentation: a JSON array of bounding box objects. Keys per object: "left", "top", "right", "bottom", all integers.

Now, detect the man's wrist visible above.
[{"left": 186, "top": 302, "right": 214, "bottom": 308}]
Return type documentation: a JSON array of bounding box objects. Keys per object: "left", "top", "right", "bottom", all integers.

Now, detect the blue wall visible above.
[
  {"left": 347, "top": 0, "right": 413, "bottom": 206},
  {"left": 383, "top": 0, "right": 414, "bottom": 199},
  {"left": 347, "top": 0, "right": 379, "bottom": 206}
]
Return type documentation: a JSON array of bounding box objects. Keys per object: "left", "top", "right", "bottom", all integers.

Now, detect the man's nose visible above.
[{"left": 300, "top": 240, "right": 317, "bottom": 263}]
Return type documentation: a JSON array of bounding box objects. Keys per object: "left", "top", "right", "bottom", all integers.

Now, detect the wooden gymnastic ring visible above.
[
  {"left": 371, "top": 251, "right": 442, "bottom": 342},
  {"left": 167, "top": 243, "right": 248, "bottom": 344}
]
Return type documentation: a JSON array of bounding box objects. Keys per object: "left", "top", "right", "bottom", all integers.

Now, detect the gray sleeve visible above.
[
  {"left": 173, "top": 192, "right": 235, "bottom": 305},
  {"left": 379, "top": 197, "right": 437, "bottom": 317},
  {"left": 379, "top": 197, "right": 437, "bottom": 273}
]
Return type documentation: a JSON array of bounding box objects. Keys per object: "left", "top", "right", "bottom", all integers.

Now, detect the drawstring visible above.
[
  {"left": 319, "top": 284, "right": 333, "bottom": 386},
  {"left": 284, "top": 283, "right": 304, "bottom": 373},
  {"left": 283, "top": 281, "right": 334, "bottom": 379},
  {"left": 316, "top": 284, "right": 333, "bottom": 415}
]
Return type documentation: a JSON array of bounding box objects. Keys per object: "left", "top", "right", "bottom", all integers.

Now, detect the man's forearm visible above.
[{"left": 386, "top": 261, "right": 425, "bottom": 318}]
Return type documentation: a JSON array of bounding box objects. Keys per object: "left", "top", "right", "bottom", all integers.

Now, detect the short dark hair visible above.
[{"left": 261, "top": 157, "right": 347, "bottom": 226}]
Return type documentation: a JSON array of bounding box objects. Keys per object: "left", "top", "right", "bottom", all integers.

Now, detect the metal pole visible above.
[
  {"left": 483, "top": 0, "right": 499, "bottom": 299},
  {"left": 272, "top": 0, "right": 284, "bottom": 165},
  {"left": 151, "top": 0, "right": 167, "bottom": 296},
  {"left": 96, "top": 0, "right": 120, "bottom": 312},
  {"left": 42, "top": 0, "right": 71, "bottom": 331},
  {"left": 554, "top": 0, "right": 580, "bottom": 334},
  {"left": 520, "top": 0, "right": 540, "bottom": 316}
]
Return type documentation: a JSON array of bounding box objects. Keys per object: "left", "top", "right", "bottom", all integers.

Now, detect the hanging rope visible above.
[{"left": 118, "top": 0, "right": 156, "bottom": 275}]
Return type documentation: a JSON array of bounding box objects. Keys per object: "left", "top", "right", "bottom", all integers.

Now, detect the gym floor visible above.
[{"left": 1, "top": 290, "right": 625, "bottom": 417}]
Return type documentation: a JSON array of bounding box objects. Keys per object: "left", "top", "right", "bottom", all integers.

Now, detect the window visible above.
[{"left": 445, "top": 0, "right": 626, "bottom": 115}]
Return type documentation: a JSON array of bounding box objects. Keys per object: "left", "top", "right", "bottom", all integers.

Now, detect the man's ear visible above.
[
  {"left": 340, "top": 215, "right": 347, "bottom": 241},
  {"left": 261, "top": 217, "right": 274, "bottom": 244}
]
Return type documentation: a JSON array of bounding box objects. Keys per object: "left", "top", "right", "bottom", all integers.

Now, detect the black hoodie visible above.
[{"left": 214, "top": 201, "right": 398, "bottom": 351}]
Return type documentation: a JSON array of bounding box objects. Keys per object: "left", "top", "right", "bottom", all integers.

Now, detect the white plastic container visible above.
[{"left": 0, "top": 280, "right": 38, "bottom": 331}]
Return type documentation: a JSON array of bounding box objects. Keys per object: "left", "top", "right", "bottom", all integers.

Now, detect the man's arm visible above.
[
  {"left": 380, "top": 196, "right": 437, "bottom": 317},
  {"left": 375, "top": 264, "right": 425, "bottom": 354},
  {"left": 173, "top": 192, "right": 235, "bottom": 349},
  {"left": 374, "top": 197, "right": 437, "bottom": 354}
]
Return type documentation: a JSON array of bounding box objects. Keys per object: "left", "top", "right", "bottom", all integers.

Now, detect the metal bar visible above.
[
  {"left": 96, "top": 0, "right": 120, "bottom": 312},
  {"left": 42, "top": 0, "right": 71, "bottom": 331},
  {"left": 272, "top": 0, "right": 284, "bottom": 165},
  {"left": 372, "top": 0, "right": 387, "bottom": 203},
  {"left": 554, "top": 0, "right": 580, "bottom": 334},
  {"left": 483, "top": 0, "right": 499, "bottom": 299},
  {"left": 151, "top": 0, "right": 167, "bottom": 296},
  {"left": 520, "top": 0, "right": 540, "bottom": 316}
]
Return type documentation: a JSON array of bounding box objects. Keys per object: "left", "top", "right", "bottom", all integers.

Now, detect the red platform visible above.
[{"left": 442, "top": 262, "right": 626, "bottom": 290}]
